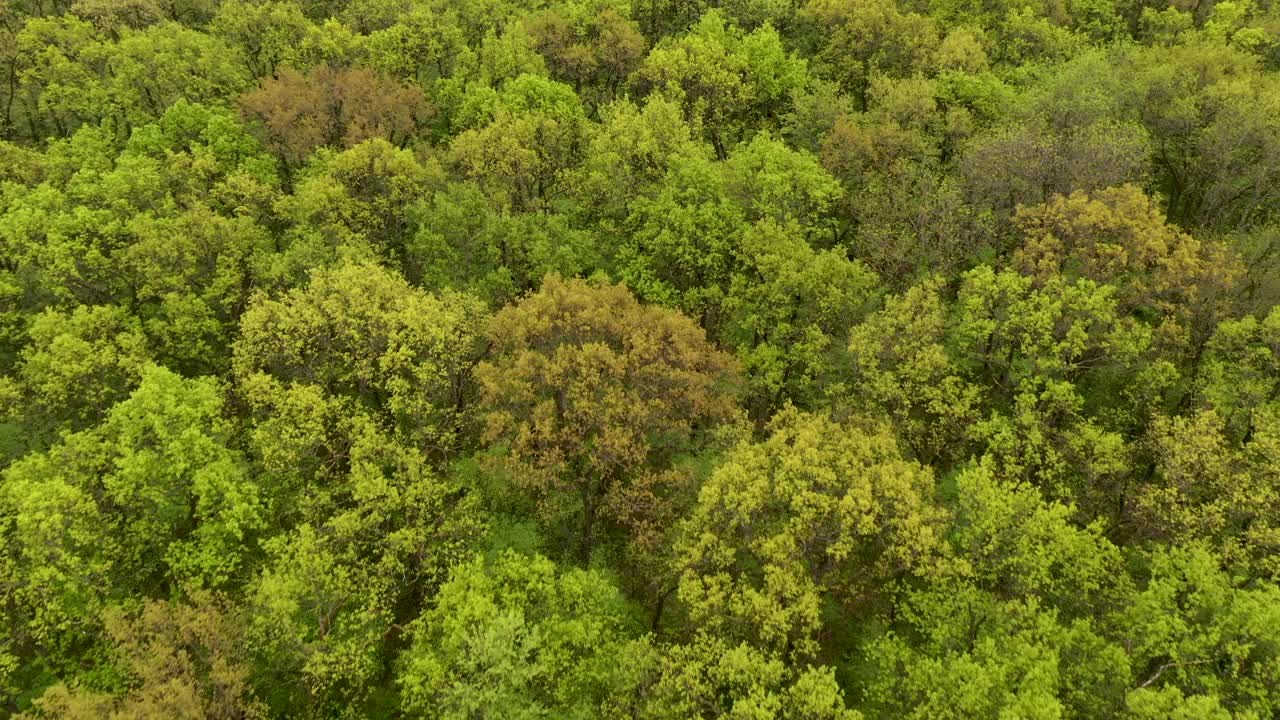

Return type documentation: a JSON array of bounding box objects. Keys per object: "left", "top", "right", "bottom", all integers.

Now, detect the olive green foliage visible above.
[
  {"left": 4, "top": 0, "right": 1280, "bottom": 716},
  {"left": 476, "top": 273, "right": 738, "bottom": 568}
]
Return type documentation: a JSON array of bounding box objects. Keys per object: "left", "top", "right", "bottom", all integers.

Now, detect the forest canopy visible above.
[{"left": 3, "top": 0, "right": 1280, "bottom": 717}]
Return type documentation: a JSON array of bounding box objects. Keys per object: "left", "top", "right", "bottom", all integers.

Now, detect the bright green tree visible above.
[
  {"left": 1, "top": 365, "right": 262, "bottom": 697},
  {"left": 674, "top": 408, "right": 951, "bottom": 660},
  {"left": 397, "top": 550, "right": 644, "bottom": 719}
]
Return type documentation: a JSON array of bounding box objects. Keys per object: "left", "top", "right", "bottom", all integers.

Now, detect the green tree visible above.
[
  {"left": 11, "top": 15, "right": 109, "bottom": 139},
  {"left": 446, "top": 74, "right": 588, "bottom": 212},
  {"left": 397, "top": 550, "right": 643, "bottom": 719},
  {"left": 1120, "top": 544, "right": 1280, "bottom": 717},
  {"left": 20, "top": 594, "right": 267, "bottom": 720},
  {"left": 950, "top": 266, "right": 1148, "bottom": 504},
  {"left": 629, "top": 634, "right": 860, "bottom": 719},
  {"left": 3, "top": 304, "right": 150, "bottom": 442},
  {"left": 723, "top": 134, "right": 843, "bottom": 241},
  {"left": 119, "top": 99, "right": 280, "bottom": 215},
  {"left": 1013, "top": 184, "right": 1244, "bottom": 357},
  {"left": 361, "top": 7, "right": 468, "bottom": 98},
  {"left": 618, "top": 151, "right": 743, "bottom": 329},
  {"left": 18, "top": 20, "right": 249, "bottom": 137},
  {"left": 801, "top": 0, "right": 938, "bottom": 111},
  {"left": 846, "top": 277, "right": 984, "bottom": 466},
  {"left": 857, "top": 464, "right": 1133, "bottom": 718},
  {"left": 674, "top": 408, "right": 951, "bottom": 660},
  {"left": 951, "top": 462, "right": 1131, "bottom": 618},
  {"left": 1194, "top": 307, "right": 1280, "bottom": 442},
  {"left": 246, "top": 417, "right": 485, "bottom": 715},
  {"left": 573, "top": 94, "right": 705, "bottom": 227},
  {"left": 407, "top": 184, "right": 600, "bottom": 303},
  {"left": 0, "top": 7, "right": 24, "bottom": 140},
  {"left": 723, "top": 220, "right": 880, "bottom": 422},
  {"left": 1134, "top": 408, "right": 1280, "bottom": 577},
  {"left": 233, "top": 261, "right": 489, "bottom": 470},
  {"left": 124, "top": 208, "right": 274, "bottom": 375},
  {"left": 274, "top": 138, "right": 443, "bottom": 282},
  {"left": 476, "top": 274, "right": 739, "bottom": 567},
  {"left": 0, "top": 127, "right": 167, "bottom": 309},
  {"left": 210, "top": 0, "right": 312, "bottom": 79},
  {"left": 524, "top": 5, "right": 646, "bottom": 109},
  {"left": 1126, "top": 39, "right": 1280, "bottom": 230},
  {"left": 233, "top": 260, "right": 491, "bottom": 714},
  {"left": 861, "top": 589, "right": 1127, "bottom": 720},
  {"left": 1, "top": 365, "right": 262, "bottom": 690},
  {"left": 633, "top": 11, "right": 807, "bottom": 158}
]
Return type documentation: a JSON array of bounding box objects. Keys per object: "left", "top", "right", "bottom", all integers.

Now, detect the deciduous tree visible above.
[
  {"left": 674, "top": 408, "right": 950, "bottom": 660},
  {"left": 239, "top": 65, "right": 431, "bottom": 168},
  {"left": 397, "top": 551, "right": 643, "bottom": 719},
  {"left": 476, "top": 274, "right": 739, "bottom": 566}
]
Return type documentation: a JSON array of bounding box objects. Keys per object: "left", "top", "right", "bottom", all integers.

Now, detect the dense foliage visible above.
[{"left": 3, "top": 0, "right": 1280, "bottom": 717}]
